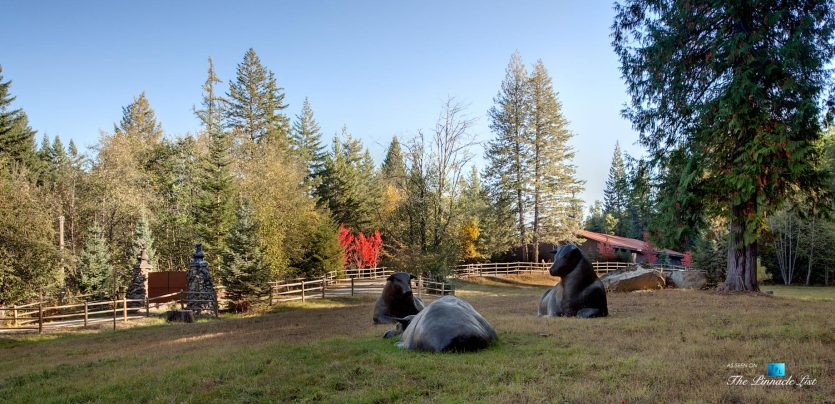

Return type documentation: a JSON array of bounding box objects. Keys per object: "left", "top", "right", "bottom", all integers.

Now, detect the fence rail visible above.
[
  {"left": 0, "top": 289, "right": 219, "bottom": 334},
  {"left": 453, "top": 261, "right": 698, "bottom": 278}
]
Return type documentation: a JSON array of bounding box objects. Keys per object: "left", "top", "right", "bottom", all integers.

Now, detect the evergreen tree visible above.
[
  {"left": 602, "top": 142, "right": 629, "bottom": 236},
  {"left": 131, "top": 213, "right": 157, "bottom": 270},
  {"left": 314, "top": 126, "right": 380, "bottom": 232},
  {"left": 381, "top": 136, "right": 407, "bottom": 184},
  {"left": 75, "top": 224, "right": 113, "bottom": 297},
  {"left": 528, "top": 60, "right": 584, "bottom": 259},
  {"left": 220, "top": 201, "right": 270, "bottom": 310},
  {"left": 380, "top": 136, "right": 408, "bottom": 243},
  {"left": 485, "top": 51, "right": 531, "bottom": 260},
  {"left": 226, "top": 48, "right": 289, "bottom": 145},
  {"left": 290, "top": 97, "right": 325, "bottom": 177},
  {"left": 613, "top": 0, "right": 835, "bottom": 290},
  {"left": 585, "top": 201, "right": 606, "bottom": 233},
  {"left": 194, "top": 57, "right": 226, "bottom": 135},
  {"left": 624, "top": 157, "right": 653, "bottom": 239},
  {"left": 114, "top": 92, "right": 163, "bottom": 147},
  {"left": 0, "top": 66, "right": 37, "bottom": 171},
  {"left": 290, "top": 212, "right": 344, "bottom": 278},
  {"left": 194, "top": 124, "right": 235, "bottom": 274}
]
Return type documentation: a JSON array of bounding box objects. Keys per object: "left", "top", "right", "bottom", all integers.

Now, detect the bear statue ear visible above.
[
  {"left": 387, "top": 274, "right": 395, "bottom": 281},
  {"left": 409, "top": 274, "right": 417, "bottom": 280}
]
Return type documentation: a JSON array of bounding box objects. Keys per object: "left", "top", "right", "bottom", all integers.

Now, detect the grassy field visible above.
[
  {"left": 1, "top": 280, "right": 833, "bottom": 403},
  {"left": 761, "top": 284, "right": 835, "bottom": 301}
]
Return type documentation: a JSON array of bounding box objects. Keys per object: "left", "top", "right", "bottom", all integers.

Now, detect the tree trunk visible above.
[
  {"left": 806, "top": 215, "right": 815, "bottom": 286},
  {"left": 724, "top": 211, "right": 758, "bottom": 291}
]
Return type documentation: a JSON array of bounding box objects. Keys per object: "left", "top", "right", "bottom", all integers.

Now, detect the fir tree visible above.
[
  {"left": 484, "top": 51, "right": 531, "bottom": 260},
  {"left": 602, "top": 142, "right": 629, "bottom": 236},
  {"left": 528, "top": 60, "right": 584, "bottom": 259},
  {"left": 75, "top": 224, "right": 113, "bottom": 297},
  {"left": 194, "top": 124, "right": 235, "bottom": 274},
  {"left": 131, "top": 213, "right": 157, "bottom": 270},
  {"left": 291, "top": 212, "right": 344, "bottom": 278},
  {"left": 114, "top": 92, "right": 163, "bottom": 146},
  {"left": 613, "top": 0, "right": 835, "bottom": 290},
  {"left": 0, "top": 66, "right": 37, "bottom": 171},
  {"left": 381, "top": 136, "right": 407, "bottom": 185},
  {"left": 226, "top": 48, "right": 289, "bottom": 145},
  {"left": 220, "top": 201, "right": 270, "bottom": 310},
  {"left": 290, "top": 97, "right": 325, "bottom": 177},
  {"left": 193, "top": 57, "right": 226, "bottom": 135},
  {"left": 314, "top": 126, "right": 380, "bottom": 232}
]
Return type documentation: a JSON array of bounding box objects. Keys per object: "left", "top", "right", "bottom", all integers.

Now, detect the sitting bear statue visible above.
[{"left": 538, "top": 243, "right": 608, "bottom": 318}]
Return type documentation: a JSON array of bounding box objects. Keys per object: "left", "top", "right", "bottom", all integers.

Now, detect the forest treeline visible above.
[{"left": 0, "top": 50, "right": 585, "bottom": 305}]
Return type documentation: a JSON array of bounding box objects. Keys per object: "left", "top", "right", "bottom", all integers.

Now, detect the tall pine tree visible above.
[
  {"left": 194, "top": 124, "right": 235, "bottom": 274},
  {"left": 485, "top": 51, "right": 531, "bottom": 260},
  {"left": 528, "top": 60, "right": 584, "bottom": 260},
  {"left": 602, "top": 142, "right": 629, "bottom": 236},
  {"left": 193, "top": 57, "right": 226, "bottom": 136},
  {"left": 0, "top": 66, "right": 37, "bottom": 171},
  {"left": 226, "top": 48, "right": 289, "bottom": 146},
  {"left": 220, "top": 201, "right": 270, "bottom": 310},
  {"left": 290, "top": 97, "right": 325, "bottom": 178},
  {"left": 131, "top": 213, "right": 157, "bottom": 270}
]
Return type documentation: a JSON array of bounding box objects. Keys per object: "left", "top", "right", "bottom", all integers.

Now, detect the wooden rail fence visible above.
[{"left": 0, "top": 290, "right": 219, "bottom": 334}]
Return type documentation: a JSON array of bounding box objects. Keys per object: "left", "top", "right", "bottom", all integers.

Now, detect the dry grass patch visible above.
[{"left": 0, "top": 284, "right": 832, "bottom": 402}]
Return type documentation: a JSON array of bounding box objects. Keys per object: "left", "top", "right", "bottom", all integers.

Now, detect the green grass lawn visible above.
[
  {"left": 760, "top": 284, "right": 835, "bottom": 301},
  {"left": 1, "top": 282, "right": 833, "bottom": 403}
]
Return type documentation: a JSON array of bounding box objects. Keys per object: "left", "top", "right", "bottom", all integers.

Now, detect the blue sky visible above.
[{"left": 2, "top": 0, "right": 641, "bottom": 208}]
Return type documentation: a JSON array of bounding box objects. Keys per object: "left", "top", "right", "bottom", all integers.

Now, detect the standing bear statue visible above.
[{"left": 538, "top": 243, "right": 608, "bottom": 318}]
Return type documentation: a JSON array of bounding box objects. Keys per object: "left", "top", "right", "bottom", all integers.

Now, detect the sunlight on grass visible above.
[{"left": 761, "top": 285, "right": 835, "bottom": 301}]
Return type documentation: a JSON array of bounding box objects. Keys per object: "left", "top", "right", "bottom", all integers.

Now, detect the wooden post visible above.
[
  {"left": 12, "top": 305, "right": 16, "bottom": 327},
  {"left": 213, "top": 295, "right": 219, "bottom": 318},
  {"left": 269, "top": 286, "right": 273, "bottom": 305},
  {"left": 179, "top": 289, "right": 184, "bottom": 310},
  {"left": 351, "top": 277, "right": 355, "bottom": 296},
  {"left": 37, "top": 303, "right": 43, "bottom": 334},
  {"left": 301, "top": 280, "right": 306, "bottom": 302},
  {"left": 321, "top": 276, "right": 326, "bottom": 298},
  {"left": 122, "top": 294, "right": 127, "bottom": 322},
  {"left": 112, "top": 296, "right": 117, "bottom": 331},
  {"left": 417, "top": 276, "right": 422, "bottom": 298},
  {"left": 84, "top": 301, "right": 88, "bottom": 326},
  {"left": 145, "top": 298, "right": 149, "bottom": 317}
]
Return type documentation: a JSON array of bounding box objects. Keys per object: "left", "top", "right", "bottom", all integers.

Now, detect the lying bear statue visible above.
[
  {"left": 373, "top": 272, "right": 424, "bottom": 325},
  {"left": 538, "top": 243, "right": 608, "bottom": 318},
  {"left": 387, "top": 295, "right": 497, "bottom": 352}
]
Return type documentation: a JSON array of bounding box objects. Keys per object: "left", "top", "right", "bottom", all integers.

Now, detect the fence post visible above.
[
  {"left": 321, "top": 276, "right": 326, "bottom": 298},
  {"left": 122, "top": 294, "right": 127, "bottom": 322},
  {"left": 112, "top": 296, "right": 117, "bottom": 331},
  {"left": 351, "top": 278, "right": 355, "bottom": 296},
  {"left": 269, "top": 286, "right": 273, "bottom": 305},
  {"left": 38, "top": 303, "right": 43, "bottom": 334},
  {"left": 179, "top": 289, "right": 184, "bottom": 310},
  {"left": 145, "top": 297, "right": 149, "bottom": 317},
  {"left": 84, "top": 301, "right": 88, "bottom": 326},
  {"left": 417, "top": 276, "right": 422, "bottom": 298},
  {"left": 12, "top": 305, "right": 16, "bottom": 327},
  {"left": 301, "top": 280, "right": 306, "bottom": 302}
]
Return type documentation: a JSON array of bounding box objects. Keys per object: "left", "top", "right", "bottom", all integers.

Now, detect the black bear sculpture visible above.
[
  {"left": 538, "top": 243, "right": 608, "bottom": 318},
  {"left": 373, "top": 272, "right": 424, "bottom": 325}
]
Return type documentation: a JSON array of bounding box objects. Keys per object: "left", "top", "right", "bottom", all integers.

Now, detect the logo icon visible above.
[{"left": 767, "top": 363, "right": 785, "bottom": 377}]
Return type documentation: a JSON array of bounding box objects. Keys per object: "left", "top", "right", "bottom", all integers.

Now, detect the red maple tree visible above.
[
  {"left": 597, "top": 242, "right": 616, "bottom": 261},
  {"left": 338, "top": 226, "right": 384, "bottom": 269}
]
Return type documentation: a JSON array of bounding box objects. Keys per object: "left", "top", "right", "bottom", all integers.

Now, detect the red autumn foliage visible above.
[
  {"left": 597, "top": 242, "right": 616, "bottom": 261},
  {"left": 643, "top": 232, "right": 658, "bottom": 265},
  {"left": 338, "top": 225, "right": 384, "bottom": 269},
  {"left": 682, "top": 251, "right": 693, "bottom": 267},
  {"left": 337, "top": 225, "right": 355, "bottom": 268}
]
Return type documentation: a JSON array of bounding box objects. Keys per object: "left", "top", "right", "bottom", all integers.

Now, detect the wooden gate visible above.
[{"left": 148, "top": 272, "right": 187, "bottom": 303}]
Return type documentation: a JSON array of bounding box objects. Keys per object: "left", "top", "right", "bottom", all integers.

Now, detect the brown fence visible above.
[{"left": 0, "top": 290, "right": 218, "bottom": 334}]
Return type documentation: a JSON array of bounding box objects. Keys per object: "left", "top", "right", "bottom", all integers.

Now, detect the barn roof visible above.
[{"left": 577, "top": 230, "right": 684, "bottom": 258}]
